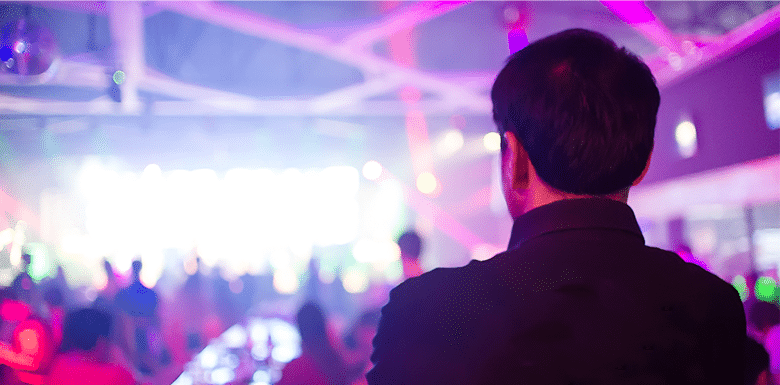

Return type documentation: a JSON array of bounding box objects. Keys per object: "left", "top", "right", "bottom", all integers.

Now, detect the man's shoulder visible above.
[{"left": 389, "top": 260, "right": 490, "bottom": 302}]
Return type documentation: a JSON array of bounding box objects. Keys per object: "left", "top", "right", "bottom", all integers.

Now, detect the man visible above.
[
  {"left": 367, "top": 29, "right": 745, "bottom": 385},
  {"left": 114, "top": 260, "right": 161, "bottom": 375}
]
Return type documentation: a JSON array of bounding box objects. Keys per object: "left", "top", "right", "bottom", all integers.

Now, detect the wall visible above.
[{"left": 643, "top": 31, "right": 780, "bottom": 184}]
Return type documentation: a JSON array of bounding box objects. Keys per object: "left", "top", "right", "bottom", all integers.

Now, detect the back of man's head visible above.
[
  {"left": 491, "top": 28, "right": 659, "bottom": 195},
  {"left": 131, "top": 260, "right": 143, "bottom": 280}
]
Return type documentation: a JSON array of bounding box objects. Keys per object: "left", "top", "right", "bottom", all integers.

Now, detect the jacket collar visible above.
[{"left": 507, "top": 198, "right": 645, "bottom": 250}]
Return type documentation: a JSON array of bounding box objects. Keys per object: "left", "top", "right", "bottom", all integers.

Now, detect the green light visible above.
[
  {"left": 731, "top": 275, "right": 748, "bottom": 302},
  {"left": 755, "top": 276, "right": 777, "bottom": 302},
  {"left": 112, "top": 70, "right": 125, "bottom": 85},
  {"left": 25, "top": 243, "right": 53, "bottom": 282}
]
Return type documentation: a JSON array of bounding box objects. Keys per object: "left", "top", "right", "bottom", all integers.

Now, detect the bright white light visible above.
[
  {"left": 765, "top": 92, "right": 780, "bottom": 129},
  {"left": 0, "top": 228, "right": 14, "bottom": 252},
  {"left": 210, "top": 367, "right": 234, "bottom": 385},
  {"left": 416, "top": 172, "right": 438, "bottom": 195},
  {"left": 223, "top": 325, "right": 248, "bottom": 348},
  {"left": 675, "top": 120, "right": 697, "bottom": 158},
  {"left": 199, "top": 346, "right": 219, "bottom": 369},
  {"left": 342, "top": 266, "right": 369, "bottom": 294},
  {"left": 436, "top": 129, "right": 464, "bottom": 157},
  {"left": 362, "top": 161, "right": 383, "bottom": 180},
  {"left": 142, "top": 164, "right": 162, "bottom": 180},
  {"left": 273, "top": 268, "right": 299, "bottom": 294},
  {"left": 352, "top": 238, "right": 401, "bottom": 264},
  {"left": 483, "top": 132, "right": 501, "bottom": 153}
]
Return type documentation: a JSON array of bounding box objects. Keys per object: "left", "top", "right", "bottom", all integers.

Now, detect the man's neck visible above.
[{"left": 523, "top": 171, "right": 629, "bottom": 214}]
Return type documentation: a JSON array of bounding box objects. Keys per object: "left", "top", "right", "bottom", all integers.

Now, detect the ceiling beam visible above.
[
  {"left": 0, "top": 95, "right": 488, "bottom": 117},
  {"left": 155, "top": 1, "right": 489, "bottom": 111},
  {"left": 107, "top": 1, "right": 144, "bottom": 113},
  {"left": 340, "top": 1, "right": 469, "bottom": 49}
]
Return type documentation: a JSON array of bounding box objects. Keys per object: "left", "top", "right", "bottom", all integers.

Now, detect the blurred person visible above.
[
  {"left": 278, "top": 302, "right": 359, "bottom": 385},
  {"left": 746, "top": 333, "right": 772, "bottom": 385},
  {"left": 114, "top": 260, "right": 161, "bottom": 376},
  {"left": 11, "top": 253, "right": 38, "bottom": 310},
  {"left": 342, "top": 310, "right": 381, "bottom": 385},
  {"left": 369, "top": 29, "right": 745, "bottom": 384},
  {"left": 752, "top": 301, "right": 780, "bottom": 384},
  {"left": 397, "top": 231, "right": 423, "bottom": 280},
  {"left": 47, "top": 308, "right": 136, "bottom": 385},
  {"left": 41, "top": 286, "right": 65, "bottom": 348}
]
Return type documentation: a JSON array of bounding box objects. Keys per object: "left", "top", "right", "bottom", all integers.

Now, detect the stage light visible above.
[
  {"left": 416, "top": 172, "right": 438, "bottom": 195},
  {"left": 483, "top": 132, "right": 501, "bottom": 153},
  {"left": 362, "top": 160, "right": 382, "bottom": 180},
  {"left": 353, "top": 238, "right": 400, "bottom": 264},
  {"left": 342, "top": 266, "right": 368, "bottom": 294},
  {"left": 755, "top": 276, "right": 777, "bottom": 302},
  {"left": 273, "top": 268, "right": 299, "bottom": 294},
  {"left": 436, "top": 129, "right": 464, "bottom": 157},
  {"left": 675, "top": 119, "right": 697, "bottom": 158}
]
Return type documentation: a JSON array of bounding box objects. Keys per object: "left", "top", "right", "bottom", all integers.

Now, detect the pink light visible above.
[
  {"left": 601, "top": 0, "right": 681, "bottom": 54},
  {"left": 601, "top": 1, "right": 656, "bottom": 24},
  {"left": 508, "top": 29, "right": 528, "bottom": 54},
  {"left": 405, "top": 109, "right": 435, "bottom": 177}
]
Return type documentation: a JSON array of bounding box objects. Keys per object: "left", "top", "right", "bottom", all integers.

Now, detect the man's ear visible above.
[
  {"left": 632, "top": 150, "right": 652, "bottom": 186},
  {"left": 502, "top": 131, "right": 530, "bottom": 191}
]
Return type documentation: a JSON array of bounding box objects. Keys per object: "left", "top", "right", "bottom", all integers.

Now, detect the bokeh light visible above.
[
  {"left": 755, "top": 276, "right": 777, "bottom": 302},
  {"left": 731, "top": 275, "right": 748, "bottom": 302},
  {"left": 342, "top": 266, "right": 369, "bottom": 294},
  {"left": 416, "top": 172, "right": 438, "bottom": 195},
  {"left": 362, "top": 160, "right": 382, "bottom": 180},
  {"left": 273, "top": 268, "right": 299, "bottom": 294},
  {"left": 436, "top": 129, "right": 464, "bottom": 157},
  {"left": 483, "top": 132, "right": 501, "bottom": 153},
  {"left": 675, "top": 120, "right": 697, "bottom": 158},
  {"left": 113, "top": 70, "right": 126, "bottom": 85}
]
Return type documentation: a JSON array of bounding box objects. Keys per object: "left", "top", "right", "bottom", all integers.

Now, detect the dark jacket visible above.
[{"left": 368, "top": 198, "right": 745, "bottom": 385}]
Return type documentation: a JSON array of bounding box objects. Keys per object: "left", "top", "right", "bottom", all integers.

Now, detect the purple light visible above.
[
  {"left": 508, "top": 29, "right": 528, "bottom": 54},
  {"left": 601, "top": 1, "right": 656, "bottom": 24}
]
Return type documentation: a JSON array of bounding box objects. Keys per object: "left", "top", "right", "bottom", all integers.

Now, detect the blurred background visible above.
[{"left": 0, "top": 1, "right": 778, "bottom": 384}]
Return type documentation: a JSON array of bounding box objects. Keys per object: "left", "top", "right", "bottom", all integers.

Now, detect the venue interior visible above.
[{"left": 0, "top": 1, "right": 779, "bottom": 385}]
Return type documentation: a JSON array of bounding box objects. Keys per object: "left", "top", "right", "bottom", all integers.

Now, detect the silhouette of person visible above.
[{"left": 397, "top": 231, "right": 423, "bottom": 280}]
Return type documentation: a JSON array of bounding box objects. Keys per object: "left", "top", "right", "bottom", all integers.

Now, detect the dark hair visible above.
[
  {"left": 61, "top": 308, "right": 112, "bottom": 352},
  {"left": 398, "top": 231, "right": 422, "bottom": 260},
  {"left": 491, "top": 28, "right": 659, "bottom": 195}
]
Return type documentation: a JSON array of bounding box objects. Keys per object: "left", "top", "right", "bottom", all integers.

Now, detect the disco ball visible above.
[{"left": 0, "top": 18, "right": 59, "bottom": 77}]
